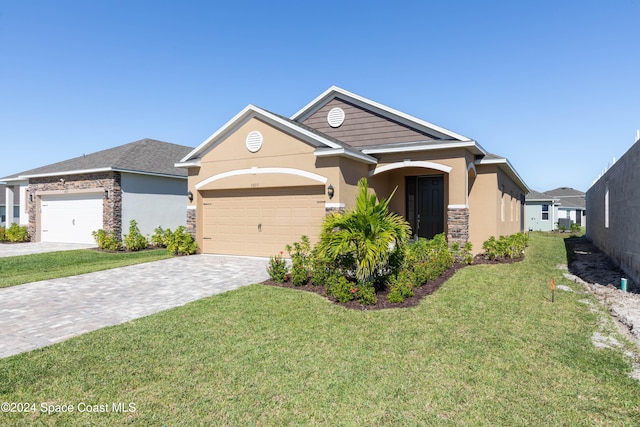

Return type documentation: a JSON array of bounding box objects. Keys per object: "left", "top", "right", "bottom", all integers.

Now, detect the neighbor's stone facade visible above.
[
  {"left": 447, "top": 207, "right": 469, "bottom": 245},
  {"left": 28, "top": 172, "right": 122, "bottom": 241}
]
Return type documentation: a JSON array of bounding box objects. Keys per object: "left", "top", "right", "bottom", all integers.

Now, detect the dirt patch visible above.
[
  {"left": 262, "top": 255, "right": 521, "bottom": 311},
  {"left": 565, "top": 236, "right": 640, "bottom": 348}
]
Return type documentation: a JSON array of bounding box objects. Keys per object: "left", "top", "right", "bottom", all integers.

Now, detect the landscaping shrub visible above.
[
  {"left": 267, "top": 252, "right": 288, "bottom": 283},
  {"left": 0, "top": 226, "right": 6, "bottom": 241},
  {"left": 482, "top": 232, "right": 529, "bottom": 260},
  {"left": 5, "top": 223, "right": 29, "bottom": 242},
  {"left": 123, "top": 220, "right": 149, "bottom": 251},
  {"left": 387, "top": 270, "right": 415, "bottom": 303},
  {"left": 166, "top": 226, "right": 197, "bottom": 255},
  {"left": 286, "top": 235, "right": 312, "bottom": 286},
  {"left": 355, "top": 281, "right": 377, "bottom": 305},
  {"left": 450, "top": 241, "right": 474, "bottom": 265},
  {"left": 316, "top": 178, "right": 410, "bottom": 283},
  {"left": 151, "top": 226, "right": 172, "bottom": 248},
  {"left": 91, "top": 229, "right": 122, "bottom": 251},
  {"left": 386, "top": 234, "right": 455, "bottom": 303},
  {"left": 325, "top": 274, "right": 356, "bottom": 303},
  {"left": 407, "top": 234, "right": 454, "bottom": 284}
]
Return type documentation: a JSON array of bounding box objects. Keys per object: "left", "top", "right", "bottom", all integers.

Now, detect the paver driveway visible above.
[{"left": 0, "top": 254, "right": 269, "bottom": 358}]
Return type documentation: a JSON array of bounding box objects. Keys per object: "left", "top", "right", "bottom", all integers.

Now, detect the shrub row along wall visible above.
[{"left": 586, "top": 138, "right": 640, "bottom": 285}]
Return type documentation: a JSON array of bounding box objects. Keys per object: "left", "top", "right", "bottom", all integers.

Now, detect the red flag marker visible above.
[{"left": 551, "top": 278, "right": 555, "bottom": 303}]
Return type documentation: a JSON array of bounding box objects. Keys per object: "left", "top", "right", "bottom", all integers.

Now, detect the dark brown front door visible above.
[{"left": 406, "top": 175, "right": 444, "bottom": 239}]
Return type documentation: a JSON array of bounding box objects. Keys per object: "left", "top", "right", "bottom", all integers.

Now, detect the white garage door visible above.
[
  {"left": 41, "top": 193, "right": 104, "bottom": 244},
  {"left": 201, "top": 186, "right": 326, "bottom": 257}
]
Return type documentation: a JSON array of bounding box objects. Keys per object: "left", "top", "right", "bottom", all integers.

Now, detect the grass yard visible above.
[
  {"left": 1, "top": 233, "right": 639, "bottom": 425},
  {"left": 0, "top": 249, "right": 172, "bottom": 288}
]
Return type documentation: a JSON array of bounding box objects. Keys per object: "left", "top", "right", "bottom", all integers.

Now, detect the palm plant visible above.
[{"left": 316, "top": 178, "right": 411, "bottom": 282}]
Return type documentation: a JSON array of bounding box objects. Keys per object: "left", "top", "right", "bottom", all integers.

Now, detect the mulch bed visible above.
[{"left": 262, "top": 255, "right": 522, "bottom": 310}]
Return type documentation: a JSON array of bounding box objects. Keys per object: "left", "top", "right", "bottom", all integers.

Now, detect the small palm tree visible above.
[{"left": 317, "top": 178, "right": 411, "bottom": 282}]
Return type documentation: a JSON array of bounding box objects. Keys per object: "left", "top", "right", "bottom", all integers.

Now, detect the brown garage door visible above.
[{"left": 201, "top": 186, "right": 326, "bottom": 256}]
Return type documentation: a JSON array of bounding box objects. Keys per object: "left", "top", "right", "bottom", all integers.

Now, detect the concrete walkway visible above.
[
  {"left": 0, "top": 242, "right": 97, "bottom": 257},
  {"left": 0, "top": 255, "right": 269, "bottom": 358}
]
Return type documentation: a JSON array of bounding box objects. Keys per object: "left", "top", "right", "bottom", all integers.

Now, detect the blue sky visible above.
[{"left": 1, "top": 1, "right": 639, "bottom": 192}]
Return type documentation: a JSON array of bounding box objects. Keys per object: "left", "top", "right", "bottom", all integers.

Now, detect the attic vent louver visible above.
[
  {"left": 327, "top": 107, "right": 345, "bottom": 128},
  {"left": 246, "top": 131, "right": 263, "bottom": 153}
]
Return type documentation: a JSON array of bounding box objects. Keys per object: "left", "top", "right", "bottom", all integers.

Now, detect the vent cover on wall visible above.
[
  {"left": 246, "top": 131, "right": 263, "bottom": 152},
  {"left": 327, "top": 107, "right": 345, "bottom": 128}
]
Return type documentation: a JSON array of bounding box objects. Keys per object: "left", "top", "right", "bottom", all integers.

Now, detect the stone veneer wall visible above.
[
  {"left": 186, "top": 208, "right": 196, "bottom": 237},
  {"left": 28, "top": 172, "right": 122, "bottom": 241},
  {"left": 447, "top": 207, "right": 469, "bottom": 245},
  {"left": 325, "top": 206, "right": 345, "bottom": 215}
]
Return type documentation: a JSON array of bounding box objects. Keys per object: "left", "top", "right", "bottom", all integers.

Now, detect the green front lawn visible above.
[
  {"left": 1, "top": 233, "right": 639, "bottom": 425},
  {"left": 0, "top": 249, "right": 172, "bottom": 288}
]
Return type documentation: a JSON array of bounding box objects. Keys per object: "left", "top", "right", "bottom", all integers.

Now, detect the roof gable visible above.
[
  {"left": 298, "top": 97, "right": 441, "bottom": 148},
  {"left": 291, "top": 86, "right": 472, "bottom": 142},
  {"left": 178, "top": 105, "right": 376, "bottom": 166},
  {"left": 3, "top": 139, "right": 192, "bottom": 180}
]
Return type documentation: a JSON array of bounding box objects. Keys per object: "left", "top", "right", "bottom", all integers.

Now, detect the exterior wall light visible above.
[
  {"left": 29, "top": 193, "right": 33, "bottom": 202},
  {"left": 188, "top": 191, "right": 194, "bottom": 202},
  {"left": 327, "top": 184, "right": 334, "bottom": 200},
  {"left": 104, "top": 190, "right": 109, "bottom": 200}
]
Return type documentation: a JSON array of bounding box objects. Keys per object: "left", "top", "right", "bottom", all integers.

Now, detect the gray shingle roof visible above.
[
  {"left": 526, "top": 189, "right": 556, "bottom": 201},
  {"left": 544, "top": 187, "right": 585, "bottom": 197},
  {"left": 2, "top": 139, "right": 193, "bottom": 180}
]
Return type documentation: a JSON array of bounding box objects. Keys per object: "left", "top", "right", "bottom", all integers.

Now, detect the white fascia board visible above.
[
  {"left": 314, "top": 148, "right": 378, "bottom": 164},
  {"left": 180, "top": 105, "right": 343, "bottom": 163},
  {"left": 292, "top": 86, "right": 473, "bottom": 141},
  {"left": 362, "top": 140, "right": 484, "bottom": 155},
  {"left": 9, "top": 167, "right": 113, "bottom": 180}
]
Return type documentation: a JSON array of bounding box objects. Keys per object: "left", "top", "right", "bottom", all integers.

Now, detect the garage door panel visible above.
[
  {"left": 201, "top": 186, "right": 325, "bottom": 256},
  {"left": 41, "top": 193, "right": 103, "bottom": 244}
]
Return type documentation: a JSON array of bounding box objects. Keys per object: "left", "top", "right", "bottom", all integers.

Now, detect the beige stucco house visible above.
[{"left": 177, "top": 87, "right": 529, "bottom": 257}]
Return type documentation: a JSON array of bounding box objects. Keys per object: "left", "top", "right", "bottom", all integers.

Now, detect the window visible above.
[{"left": 542, "top": 204, "right": 549, "bottom": 220}]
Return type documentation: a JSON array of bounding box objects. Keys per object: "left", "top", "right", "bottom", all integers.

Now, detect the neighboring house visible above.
[
  {"left": 176, "top": 86, "right": 529, "bottom": 257},
  {"left": 1, "top": 139, "right": 192, "bottom": 244},
  {"left": 587, "top": 134, "right": 640, "bottom": 285},
  {"left": 0, "top": 183, "right": 21, "bottom": 226},
  {"left": 525, "top": 187, "right": 586, "bottom": 231},
  {"left": 545, "top": 187, "right": 586, "bottom": 228},
  {"left": 525, "top": 190, "right": 559, "bottom": 231}
]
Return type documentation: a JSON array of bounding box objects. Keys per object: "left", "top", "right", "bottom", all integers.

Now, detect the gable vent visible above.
[
  {"left": 246, "top": 131, "right": 263, "bottom": 153},
  {"left": 327, "top": 107, "right": 345, "bottom": 128}
]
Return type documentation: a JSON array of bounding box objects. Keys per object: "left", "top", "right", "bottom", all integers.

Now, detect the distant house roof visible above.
[
  {"left": 526, "top": 187, "right": 585, "bottom": 209},
  {"left": 526, "top": 190, "right": 557, "bottom": 201},
  {"left": 2, "top": 139, "right": 193, "bottom": 182},
  {"left": 545, "top": 187, "right": 585, "bottom": 198},
  {"left": 545, "top": 187, "right": 586, "bottom": 209}
]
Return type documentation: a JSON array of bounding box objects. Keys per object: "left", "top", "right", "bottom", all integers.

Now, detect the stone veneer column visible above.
[
  {"left": 186, "top": 207, "right": 196, "bottom": 237},
  {"left": 325, "top": 206, "right": 345, "bottom": 216},
  {"left": 103, "top": 172, "right": 122, "bottom": 238},
  {"left": 447, "top": 207, "right": 469, "bottom": 245}
]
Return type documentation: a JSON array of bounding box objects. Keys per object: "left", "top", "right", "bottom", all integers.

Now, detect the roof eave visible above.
[
  {"left": 362, "top": 140, "right": 486, "bottom": 156},
  {"left": 314, "top": 148, "right": 378, "bottom": 164}
]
